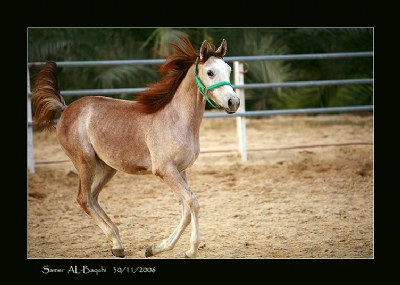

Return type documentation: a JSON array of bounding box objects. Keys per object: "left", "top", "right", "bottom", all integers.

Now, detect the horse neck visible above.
[{"left": 165, "top": 65, "right": 206, "bottom": 129}]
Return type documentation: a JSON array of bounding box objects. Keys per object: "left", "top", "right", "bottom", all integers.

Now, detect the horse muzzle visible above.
[{"left": 225, "top": 95, "right": 240, "bottom": 114}]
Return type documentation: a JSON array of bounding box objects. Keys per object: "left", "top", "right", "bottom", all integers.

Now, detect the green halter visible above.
[{"left": 194, "top": 57, "right": 233, "bottom": 109}]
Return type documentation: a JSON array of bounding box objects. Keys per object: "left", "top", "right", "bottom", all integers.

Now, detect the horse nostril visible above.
[{"left": 228, "top": 99, "right": 233, "bottom": 108}]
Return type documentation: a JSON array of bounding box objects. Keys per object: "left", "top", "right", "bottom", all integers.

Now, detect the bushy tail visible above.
[{"left": 31, "top": 60, "right": 66, "bottom": 131}]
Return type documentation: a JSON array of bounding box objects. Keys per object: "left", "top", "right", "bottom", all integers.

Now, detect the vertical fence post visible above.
[
  {"left": 27, "top": 67, "right": 35, "bottom": 173},
  {"left": 233, "top": 61, "right": 247, "bottom": 161}
]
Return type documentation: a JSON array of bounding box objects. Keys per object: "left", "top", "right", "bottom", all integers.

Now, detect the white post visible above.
[
  {"left": 27, "top": 67, "right": 35, "bottom": 173},
  {"left": 233, "top": 61, "right": 247, "bottom": 161}
]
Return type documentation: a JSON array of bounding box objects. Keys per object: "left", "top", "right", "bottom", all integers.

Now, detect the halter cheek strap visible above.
[{"left": 194, "top": 57, "right": 233, "bottom": 109}]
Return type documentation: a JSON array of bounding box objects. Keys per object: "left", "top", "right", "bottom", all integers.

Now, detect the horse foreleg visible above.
[
  {"left": 145, "top": 198, "right": 191, "bottom": 257},
  {"left": 145, "top": 169, "right": 200, "bottom": 258},
  {"left": 181, "top": 170, "right": 200, "bottom": 258}
]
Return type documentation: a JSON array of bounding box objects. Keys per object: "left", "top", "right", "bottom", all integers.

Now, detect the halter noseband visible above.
[{"left": 194, "top": 57, "right": 233, "bottom": 109}]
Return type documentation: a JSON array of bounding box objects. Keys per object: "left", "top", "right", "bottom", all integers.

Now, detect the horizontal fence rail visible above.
[
  {"left": 27, "top": 51, "right": 374, "bottom": 172},
  {"left": 27, "top": 78, "right": 373, "bottom": 97},
  {"left": 27, "top": 105, "right": 373, "bottom": 126},
  {"left": 28, "top": 51, "right": 373, "bottom": 67},
  {"left": 203, "top": 105, "right": 373, "bottom": 118}
]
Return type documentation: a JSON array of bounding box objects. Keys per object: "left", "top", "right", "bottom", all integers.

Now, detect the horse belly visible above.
[
  {"left": 96, "top": 148, "right": 152, "bottom": 175},
  {"left": 89, "top": 131, "right": 152, "bottom": 175}
]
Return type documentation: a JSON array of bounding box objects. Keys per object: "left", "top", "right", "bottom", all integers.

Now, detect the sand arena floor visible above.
[{"left": 28, "top": 114, "right": 373, "bottom": 258}]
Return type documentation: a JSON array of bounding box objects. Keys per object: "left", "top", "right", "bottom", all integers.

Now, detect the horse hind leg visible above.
[
  {"left": 90, "top": 159, "right": 125, "bottom": 257},
  {"left": 75, "top": 156, "right": 125, "bottom": 257}
]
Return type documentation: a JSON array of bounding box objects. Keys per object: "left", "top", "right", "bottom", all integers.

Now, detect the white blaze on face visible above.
[{"left": 199, "top": 57, "right": 239, "bottom": 112}]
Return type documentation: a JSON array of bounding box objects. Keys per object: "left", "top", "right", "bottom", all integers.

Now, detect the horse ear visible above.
[
  {"left": 199, "top": 40, "right": 211, "bottom": 60},
  {"left": 215, "top": 39, "right": 227, "bottom": 57}
]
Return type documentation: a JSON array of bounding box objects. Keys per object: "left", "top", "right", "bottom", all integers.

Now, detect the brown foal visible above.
[{"left": 31, "top": 36, "right": 239, "bottom": 258}]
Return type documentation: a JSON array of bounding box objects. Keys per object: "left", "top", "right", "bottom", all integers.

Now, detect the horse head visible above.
[{"left": 195, "top": 39, "right": 240, "bottom": 114}]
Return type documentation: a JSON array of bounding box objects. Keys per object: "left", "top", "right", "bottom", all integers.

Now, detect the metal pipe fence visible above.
[{"left": 27, "top": 51, "right": 373, "bottom": 172}]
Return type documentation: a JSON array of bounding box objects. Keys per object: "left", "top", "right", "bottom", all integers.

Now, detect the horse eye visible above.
[{"left": 207, "top": 70, "right": 214, "bottom": 77}]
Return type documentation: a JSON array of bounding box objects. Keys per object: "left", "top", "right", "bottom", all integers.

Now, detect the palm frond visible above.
[
  {"left": 94, "top": 65, "right": 158, "bottom": 89},
  {"left": 330, "top": 84, "right": 373, "bottom": 107},
  {"left": 141, "top": 28, "right": 188, "bottom": 58}
]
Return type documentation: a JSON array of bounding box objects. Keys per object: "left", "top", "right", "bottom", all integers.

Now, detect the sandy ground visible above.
[{"left": 27, "top": 113, "right": 373, "bottom": 259}]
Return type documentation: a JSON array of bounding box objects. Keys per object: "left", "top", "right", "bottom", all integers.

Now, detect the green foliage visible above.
[
  {"left": 140, "top": 28, "right": 188, "bottom": 58},
  {"left": 268, "top": 28, "right": 373, "bottom": 110},
  {"left": 28, "top": 28, "right": 373, "bottom": 110},
  {"left": 227, "top": 30, "right": 292, "bottom": 110}
]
